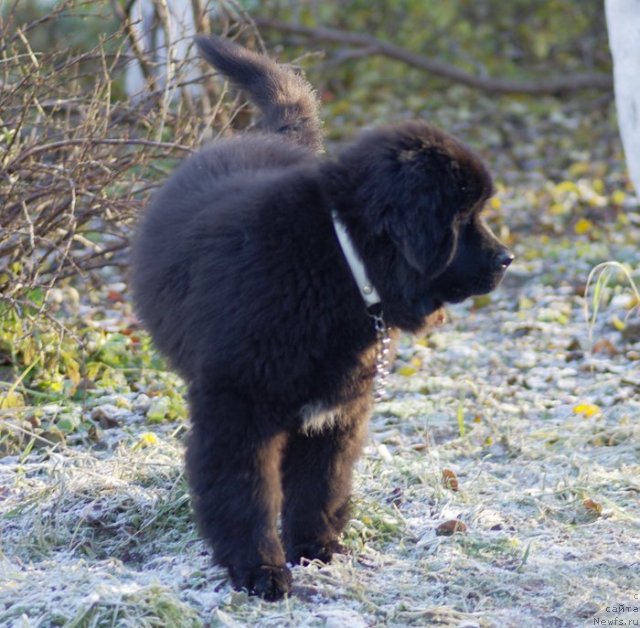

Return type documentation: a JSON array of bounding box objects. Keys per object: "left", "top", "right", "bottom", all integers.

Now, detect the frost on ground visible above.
[
  {"left": 2, "top": 93, "right": 640, "bottom": 626},
  {"left": 2, "top": 244, "right": 639, "bottom": 628}
]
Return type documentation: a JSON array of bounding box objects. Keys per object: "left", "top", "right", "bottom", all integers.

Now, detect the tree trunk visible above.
[{"left": 605, "top": 0, "right": 640, "bottom": 199}]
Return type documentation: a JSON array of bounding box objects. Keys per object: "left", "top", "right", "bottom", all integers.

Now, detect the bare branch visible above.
[
  {"left": 7, "top": 138, "right": 192, "bottom": 172},
  {"left": 0, "top": 2, "right": 246, "bottom": 302},
  {"left": 254, "top": 18, "right": 613, "bottom": 95}
]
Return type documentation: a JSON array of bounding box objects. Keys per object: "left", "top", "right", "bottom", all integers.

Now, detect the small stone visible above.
[
  {"left": 133, "top": 394, "right": 152, "bottom": 414},
  {"left": 91, "top": 405, "right": 123, "bottom": 429}
]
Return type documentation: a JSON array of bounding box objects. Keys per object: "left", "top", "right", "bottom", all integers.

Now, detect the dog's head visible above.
[{"left": 331, "top": 121, "right": 512, "bottom": 330}]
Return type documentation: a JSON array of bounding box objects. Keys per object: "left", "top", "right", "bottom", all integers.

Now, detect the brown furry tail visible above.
[{"left": 195, "top": 36, "right": 323, "bottom": 152}]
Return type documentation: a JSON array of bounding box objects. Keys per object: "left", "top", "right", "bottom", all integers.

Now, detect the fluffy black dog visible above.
[{"left": 131, "top": 36, "right": 513, "bottom": 600}]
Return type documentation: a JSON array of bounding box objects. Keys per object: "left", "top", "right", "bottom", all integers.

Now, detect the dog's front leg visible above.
[
  {"left": 186, "top": 386, "right": 291, "bottom": 600},
  {"left": 281, "top": 399, "right": 371, "bottom": 564}
]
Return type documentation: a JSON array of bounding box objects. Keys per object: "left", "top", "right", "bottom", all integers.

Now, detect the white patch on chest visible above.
[{"left": 299, "top": 401, "right": 341, "bottom": 435}]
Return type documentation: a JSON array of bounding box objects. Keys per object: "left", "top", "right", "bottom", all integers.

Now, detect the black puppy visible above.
[{"left": 131, "top": 36, "right": 512, "bottom": 600}]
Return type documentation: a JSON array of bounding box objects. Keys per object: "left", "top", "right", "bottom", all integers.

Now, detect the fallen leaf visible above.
[
  {"left": 573, "top": 403, "right": 602, "bottom": 418},
  {"left": 134, "top": 432, "right": 159, "bottom": 449},
  {"left": 582, "top": 498, "right": 603, "bottom": 515},
  {"left": 0, "top": 391, "right": 24, "bottom": 409},
  {"left": 556, "top": 180, "right": 578, "bottom": 194},
  {"left": 473, "top": 294, "right": 492, "bottom": 309},
  {"left": 550, "top": 202, "right": 568, "bottom": 216},
  {"left": 574, "top": 217, "right": 594, "bottom": 235},
  {"left": 568, "top": 162, "right": 590, "bottom": 177},
  {"left": 611, "top": 190, "right": 626, "bottom": 205},
  {"left": 436, "top": 520, "right": 467, "bottom": 536},
  {"left": 442, "top": 468, "right": 459, "bottom": 491},
  {"left": 611, "top": 316, "right": 626, "bottom": 332},
  {"left": 147, "top": 397, "right": 170, "bottom": 422},
  {"left": 107, "top": 290, "right": 125, "bottom": 303},
  {"left": 592, "top": 178, "right": 605, "bottom": 194},
  {"left": 592, "top": 338, "right": 618, "bottom": 356}
]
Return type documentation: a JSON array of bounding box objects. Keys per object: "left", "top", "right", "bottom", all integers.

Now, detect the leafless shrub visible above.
[{"left": 0, "top": 0, "right": 256, "bottom": 306}]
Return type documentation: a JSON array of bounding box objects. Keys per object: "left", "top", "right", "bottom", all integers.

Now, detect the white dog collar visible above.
[{"left": 331, "top": 212, "right": 381, "bottom": 308}]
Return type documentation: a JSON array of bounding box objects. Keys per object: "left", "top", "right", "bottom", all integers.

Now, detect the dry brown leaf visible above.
[
  {"left": 442, "top": 468, "right": 460, "bottom": 491},
  {"left": 435, "top": 519, "right": 467, "bottom": 536},
  {"left": 583, "top": 498, "right": 603, "bottom": 515},
  {"left": 592, "top": 339, "right": 618, "bottom": 356}
]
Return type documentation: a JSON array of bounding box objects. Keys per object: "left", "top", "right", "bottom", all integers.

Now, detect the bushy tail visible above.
[{"left": 195, "top": 35, "right": 323, "bottom": 152}]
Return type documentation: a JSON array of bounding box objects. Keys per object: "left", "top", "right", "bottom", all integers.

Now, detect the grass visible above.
[
  {"left": 2, "top": 285, "right": 640, "bottom": 624},
  {"left": 585, "top": 260, "right": 640, "bottom": 344},
  {"left": 7, "top": 250, "right": 640, "bottom": 626}
]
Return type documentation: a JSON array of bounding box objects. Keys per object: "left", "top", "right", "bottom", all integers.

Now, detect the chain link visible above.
[{"left": 369, "top": 311, "right": 391, "bottom": 402}]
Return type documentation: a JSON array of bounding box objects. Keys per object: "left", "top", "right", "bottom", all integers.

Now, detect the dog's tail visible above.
[{"left": 195, "top": 35, "right": 323, "bottom": 152}]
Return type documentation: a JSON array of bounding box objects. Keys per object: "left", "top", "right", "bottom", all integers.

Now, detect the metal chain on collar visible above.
[{"left": 369, "top": 310, "right": 391, "bottom": 402}]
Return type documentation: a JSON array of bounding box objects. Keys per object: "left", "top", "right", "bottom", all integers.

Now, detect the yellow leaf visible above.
[
  {"left": 0, "top": 392, "right": 25, "bottom": 409},
  {"left": 556, "top": 181, "right": 578, "bottom": 194},
  {"left": 592, "top": 178, "right": 605, "bottom": 194},
  {"left": 20, "top": 339, "right": 37, "bottom": 365},
  {"left": 490, "top": 197, "right": 502, "bottom": 210},
  {"left": 473, "top": 295, "right": 492, "bottom": 309},
  {"left": 550, "top": 202, "right": 567, "bottom": 216},
  {"left": 574, "top": 217, "right": 593, "bottom": 235},
  {"left": 627, "top": 295, "right": 640, "bottom": 310},
  {"left": 64, "top": 356, "right": 81, "bottom": 385},
  {"left": 611, "top": 190, "right": 626, "bottom": 205},
  {"left": 397, "top": 366, "right": 417, "bottom": 377},
  {"left": 611, "top": 315, "right": 626, "bottom": 332},
  {"left": 573, "top": 403, "right": 601, "bottom": 418},
  {"left": 518, "top": 296, "right": 534, "bottom": 310},
  {"left": 568, "top": 162, "right": 590, "bottom": 177},
  {"left": 134, "top": 432, "right": 159, "bottom": 449}
]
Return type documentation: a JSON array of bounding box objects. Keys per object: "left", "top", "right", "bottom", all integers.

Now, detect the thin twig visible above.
[
  {"left": 8, "top": 137, "right": 192, "bottom": 170},
  {"left": 254, "top": 17, "right": 613, "bottom": 95}
]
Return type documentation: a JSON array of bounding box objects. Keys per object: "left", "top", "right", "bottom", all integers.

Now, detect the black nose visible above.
[{"left": 497, "top": 251, "right": 514, "bottom": 269}]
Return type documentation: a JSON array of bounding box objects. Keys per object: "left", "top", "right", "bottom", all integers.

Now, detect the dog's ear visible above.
[
  {"left": 373, "top": 147, "right": 471, "bottom": 277},
  {"left": 381, "top": 167, "right": 456, "bottom": 275}
]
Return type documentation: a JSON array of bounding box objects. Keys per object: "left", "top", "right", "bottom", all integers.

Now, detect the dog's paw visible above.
[
  {"left": 230, "top": 564, "right": 292, "bottom": 601},
  {"left": 287, "top": 539, "right": 346, "bottom": 564}
]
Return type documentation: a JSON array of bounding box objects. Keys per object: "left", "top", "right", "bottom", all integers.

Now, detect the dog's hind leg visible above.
[
  {"left": 185, "top": 387, "right": 291, "bottom": 600},
  {"left": 281, "top": 403, "right": 370, "bottom": 564}
]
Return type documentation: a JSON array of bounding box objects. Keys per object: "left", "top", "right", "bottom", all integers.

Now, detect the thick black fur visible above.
[{"left": 131, "top": 36, "right": 512, "bottom": 601}]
